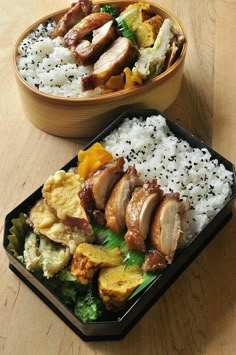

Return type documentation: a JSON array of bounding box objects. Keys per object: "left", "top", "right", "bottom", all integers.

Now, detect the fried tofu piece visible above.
[
  {"left": 120, "top": 3, "right": 153, "bottom": 32},
  {"left": 70, "top": 243, "right": 123, "bottom": 284},
  {"left": 29, "top": 199, "right": 93, "bottom": 254},
  {"left": 42, "top": 170, "right": 92, "bottom": 235},
  {"left": 136, "top": 15, "right": 163, "bottom": 48},
  {"left": 98, "top": 265, "right": 143, "bottom": 311}
]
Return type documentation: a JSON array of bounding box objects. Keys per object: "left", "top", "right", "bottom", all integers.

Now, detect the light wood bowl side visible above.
[{"left": 13, "top": 0, "right": 187, "bottom": 138}]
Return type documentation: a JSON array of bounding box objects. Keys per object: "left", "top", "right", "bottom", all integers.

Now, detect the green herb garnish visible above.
[
  {"left": 92, "top": 224, "right": 126, "bottom": 250},
  {"left": 115, "top": 17, "right": 138, "bottom": 47},
  {"left": 123, "top": 249, "right": 145, "bottom": 269},
  {"left": 129, "top": 271, "right": 161, "bottom": 300},
  {"left": 100, "top": 4, "right": 120, "bottom": 17}
]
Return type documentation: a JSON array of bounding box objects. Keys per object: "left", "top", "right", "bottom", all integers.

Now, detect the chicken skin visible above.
[
  {"left": 124, "top": 179, "right": 163, "bottom": 251},
  {"left": 105, "top": 166, "right": 143, "bottom": 234},
  {"left": 63, "top": 12, "right": 113, "bottom": 48},
  {"left": 51, "top": 0, "right": 95, "bottom": 39},
  {"left": 79, "top": 157, "right": 125, "bottom": 224},
  {"left": 150, "top": 193, "right": 189, "bottom": 263},
  {"left": 73, "top": 20, "right": 116, "bottom": 65},
  {"left": 81, "top": 37, "right": 138, "bottom": 90}
]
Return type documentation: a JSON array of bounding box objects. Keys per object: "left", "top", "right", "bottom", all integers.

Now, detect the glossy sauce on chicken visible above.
[{"left": 124, "top": 179, "right": 163, "bottom": 252}]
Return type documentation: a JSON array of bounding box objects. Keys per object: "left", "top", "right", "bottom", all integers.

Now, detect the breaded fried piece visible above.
[
  {"left": 42, "top": 170, "right": 92, "bottom": 235},
  {"left": 70, "top": 243, "right": 123, "bottom": 284},
  {"left": 39, "top": 237, "right": 71, "bottom": 279},
  {"left": 29, "top": 199, "right": 93, "bottom": 254},
  {"left": 98, "top": 265, "right": 143, "bottom": 311},
  {"left": 23, "top": 231, "right": 71, "bottom": 278},
  {"left": 29, "top": 199, "right": 58, "bottom": 230},
  {"left": 23, "top": 232, "right": 41, "bottom": 271}
]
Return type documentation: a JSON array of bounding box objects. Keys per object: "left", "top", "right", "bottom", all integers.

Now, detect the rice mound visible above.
[
  {"left": 103, "top": 115, "right": 234, "bottom": 245},
  {"left": 16, "top": 20, "right": 105, "bottom": 98}
]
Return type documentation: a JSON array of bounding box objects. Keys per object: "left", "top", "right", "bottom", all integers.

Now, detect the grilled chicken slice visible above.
[
  {"left": 81, "top": 37, "right": 138, "bottom": 90},
  {"left": 98, "top": 265, "right": 143, "bottom": 311},
  {"left": 63, "top": 12, "right": 113, "bottom": 48},
  {"left": 70, "top": 243, "right": 123, "bottom": 284},
  {"left": 79, "top": 157, "right": 125, "bottom": 214},
  {"left": 124, "top": 180, "right": 163, "bottom": 252},
  {"left": 105, "top": 166, "right": 143, "bottom": 234},
  {"left": 143, "top": 249, "right": 166, "bottom": 272},
  {"left": 51, "top": 0, "right": 94, "bottom": 39},
  {"left": 74, "top": 20, "right": 116, "bottom": 65},
  {"left": 150, "top": 193, "right": 190, "bottom": 263}
]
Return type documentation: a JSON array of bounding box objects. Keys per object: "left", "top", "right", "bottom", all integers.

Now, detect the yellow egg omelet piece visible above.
[
  {"left": 70, "top": 243, "right": 124, "bottom": 285},
  {"left": 98, "top": 265, "right": 143, "bottom": 311}
]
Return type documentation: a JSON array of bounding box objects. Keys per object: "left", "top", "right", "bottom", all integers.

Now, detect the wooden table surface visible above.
[{"left": 1, "top": 1, "right": 236, "bottom": 354}]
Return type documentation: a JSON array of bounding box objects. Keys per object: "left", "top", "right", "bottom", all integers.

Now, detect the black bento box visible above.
[{"left": 3, "top": 109, "right": 236, "bottom": 341}]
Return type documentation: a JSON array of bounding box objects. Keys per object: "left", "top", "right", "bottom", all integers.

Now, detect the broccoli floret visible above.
[
  {"left": 74, "top": 290, "right": 103, "bottom": 322},
  {"left": 56, "top": 270, "right": 88, "bottom": 308},
  {"left": 56, "top": 270, "right": 103, "bottom": 321},
  {"left": 56, "top": 282, "right": 78, "bottom": 307}
]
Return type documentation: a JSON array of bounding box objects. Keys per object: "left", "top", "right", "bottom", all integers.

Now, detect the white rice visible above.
[
  {"left": 16, "top": 20, "right": 105, "bottom": 97},
  {"left": 103, "top": 115, "right": 234, "bottom": 245}
]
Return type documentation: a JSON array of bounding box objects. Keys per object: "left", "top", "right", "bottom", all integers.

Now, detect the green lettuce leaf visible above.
[{"left": 115, "top": 17, "right": 138, "bottom": 47}]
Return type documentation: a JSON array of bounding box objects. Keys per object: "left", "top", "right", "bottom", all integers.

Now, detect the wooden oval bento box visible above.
[{"left": 13, "top": 0, "right": 187, "bottom": 138}]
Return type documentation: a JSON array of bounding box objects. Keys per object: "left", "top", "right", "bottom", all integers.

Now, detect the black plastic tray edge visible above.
[
  {"left": 8, "top": 264, "right": 124, "bottom": 342},
  {"left": 8, "top": 211, "right": 232, "bottom": 342},
  {"left": 3, "top": 108, "right": 236, "bottom": 341}
]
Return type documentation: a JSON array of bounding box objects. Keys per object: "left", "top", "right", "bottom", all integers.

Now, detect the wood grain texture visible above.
[{"left": 0, "top": 1, "right": 236, "bottom": 354}]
